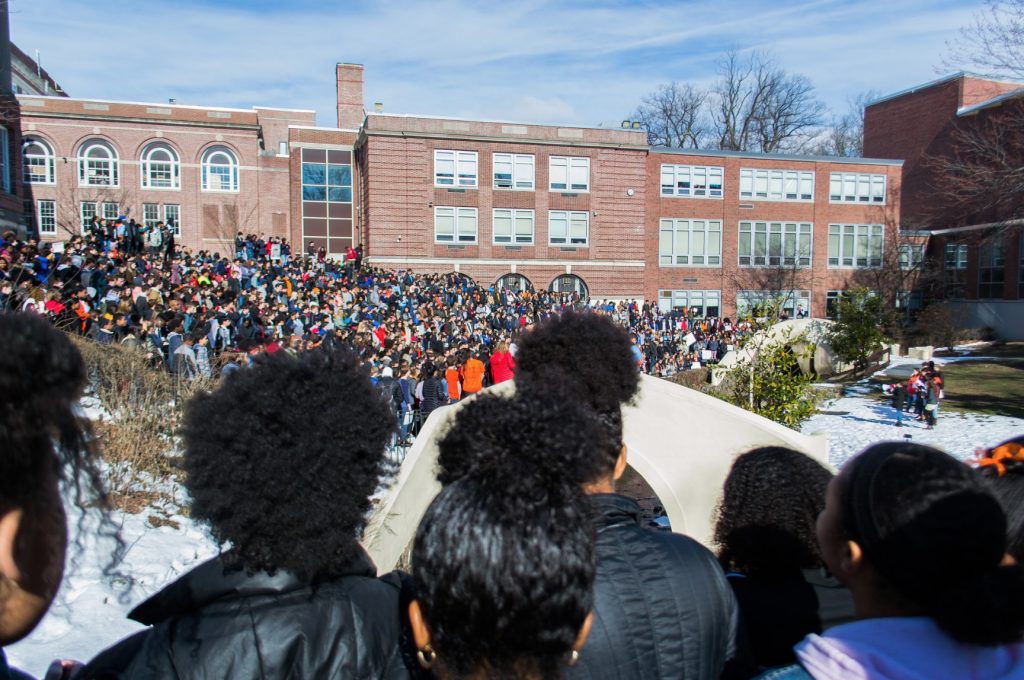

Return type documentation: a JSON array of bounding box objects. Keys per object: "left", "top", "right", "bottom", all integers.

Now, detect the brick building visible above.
[
  {"left": 865, "top": 72, "right": 1024, "bottom": 338},
  {"left": 16, "top": 57, "right": 927, "bottom": 320}
]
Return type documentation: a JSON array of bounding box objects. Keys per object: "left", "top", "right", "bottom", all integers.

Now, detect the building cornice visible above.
[
  {"left": 19, "top": 109, "right": 262, "bottom": 132},
  {"left": 357, "top": 128, "right": 649, "bottom": 151}
]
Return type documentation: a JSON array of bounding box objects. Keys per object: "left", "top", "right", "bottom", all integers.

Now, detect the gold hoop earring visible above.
[
  {"left": 566, "top": 650, "right": 579, "bottom": 667},
  {"left": 417, "top": 644, "right": 437, "bottom": 670}
]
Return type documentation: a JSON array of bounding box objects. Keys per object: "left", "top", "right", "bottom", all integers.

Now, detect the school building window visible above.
[
  {"left": 493, "top": 209, "right": 534, "bottom": 244},
  {"left": 549, "top": 211, "right": 589, "bottom": 246},
  {"left": 898, "top": 244, "right": 924, "bottom": 269},
  {"left": 828, "top": 224, "right": 884, "bottom": 268},
  {"left": 37, "top": 200, "right": 56, "bottom": 236},
  {"left": 659, "top": 219, "right": 721, "bottom": 266},
  {"left": 740, "top": 168, "right": 814, "bottom": 202},
  {"left": 738, "top": 222, "right": 812, "bottom": 267},
  {"left": 737, "top": 289, "right": 811, "bottom": 318},
  {"left": 978, "top": 239, "right": 1005, "bottom": 299},
  {"left": 493, "top": 154, "right": 534, "bottom": 190},
  {"left": 435, "top": 206, "right": 478, "bottom": 243},
  {"left": 549, "top": 156, "right": 590, "bottom": 192},
  {"left": 660, "top": 165, "right": 723, "bottom": 198},
  {"left": 944, "top": 242, "right": 969, "bottom": 299},
  {"left": 829, "top": 172, "right": 886, "bottom": 204},
  {"left": 657, "top": 289, "right": 721, "bottom": 317},
  {"left": 434, "top": 150, "right": 478, "bottom": 188}
]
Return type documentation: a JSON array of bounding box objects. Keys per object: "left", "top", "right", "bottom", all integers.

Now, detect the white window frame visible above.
[
  {"left": 201, "top": 145, "right": 240, "bottom": 193},
  {"left": 493, "top": 153, "right": 534, "bottom": 190},
  {"left": 164, "top": 204, "right": 181, "bottom": 236},
  {"left": 739, "top": 168, "right": 814, "bottom": 202},
  {"left": 659, "top": 219, "right": 722, "bottom": 267},
  {"left": 143, "top": 203, "right": 161, "bottom": 234},
  {"left": 898, "top": 244, "right": 924, "bottom": 269},
  {"left": 102, "top": 203, "right": 119, "bottom": 221},
  {"left": 434, "top": 150, "right": 478, "bottom": 188},
  {"left": 22, "top": 137, "right": 55, "bottom": 185},
  {"left": 660, "top": 164, "right": 724, "bottom": 198},
  {"left": 737, "top": 289, "right": 811, "bottom": 318},
  {"left": 434, "top": 206, "right": 478, "bottom": 244},
  {"left": 80, "top": 201, "right": 97, "bottom": 236},
  {"left": 549, "top": 210, "right": 589, "bottom": 246},
  {"left": 738, "top": 222, "right": 812, "bottom": 267},
  {"left": 37, "top": 199, "right": 56, "bottom": 236},
  {"left": 141, "top": 142, "right": 181, "bottom": 190},
  {"left": 827, "top": 224, "right": 884, "bottom": 269},
  {"left": 77, "top": 140, "right": 120, "bottom": 187},
  {"left": 549, "top": 156, "right": 590, "bottom": 193},
  {"left": 829, "top": 172, "right": 886, "bottom": 204},
  {"left": 657, "top": 289, "right": 722, "bottom": 317},
  {"left": 492, "top": 208, "right": 534, "bottom": 245}
]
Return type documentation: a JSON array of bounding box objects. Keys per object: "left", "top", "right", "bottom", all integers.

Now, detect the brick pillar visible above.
[
  {"left": 0, "top": 1, "right": 12, "bottom": 95},
  {"left": 336, "top": 63, "right": 364, "bottom": 130}
]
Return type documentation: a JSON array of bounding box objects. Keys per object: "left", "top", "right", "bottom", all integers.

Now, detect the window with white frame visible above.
[
  {"left": 737, "top": 289, "right": 811, "bottom": 318},
  {"left": 493, "top": 209, "right": 534, "bottom": 244},
  {"left": 78, "top": 140, "right": 119, "bottom": 187},
  {"left": 201, "top": 146, "right": 239, "bottom": 192},
  {"left": 549, "top": 156, "right": 590, "bottom": 192},
  {"left": 37, "top": 200, "right": 56, "bottom": 236},
  {"left": 164, "top": 204, "right": 181, "bottom": 236},
  {"left": 435, "top": 206, "right": 478, "bottom": 243},
  {"left": 22, "top": 137, "right": 55, "bottom": 185},
  {"left": 143, "top": 204, "right": 161, "bottom": 233},
  {"left": 657, "top": 289, "right": 721, "bottom": 317},
  {"left": 549, "top": 210, "right": 589, "bottom": 246},
  {"left": 739, "top": 168, "right": 814, "bottom": 202},
  {"left": 829, "top": 172, "right": 886, "bottom": 204},
  {"left": 434, "top": 150, "right": 478, "bottom": 188},
  {"left": 660, "top": 164, "right": 724, "bottom": 198},
  {"left": 102, "top": 203, "right": 119, "bottom": 220},
  {"left": 80, "top": 202, "right": 97, "bottom": 235},
  {"left": 0, "top": 126, "right": 9, "bottom": 193},
  {"left": 141, "top": 142, "right": 180, "bottom": 189},
  {"left": 898, "top": 244, "right": 924, "bottom": 269},
  {"left": 659, "top": 219, "right": 722, "bottom": 266},
  {"left": 827, "top": 224, "right": 884, "bottom": 268},
  {"left": 493, "top": 153, "right": 534, "bottom": 190},
  {"left": 738, "top": 222, "right": 812, "bottom": 267}
]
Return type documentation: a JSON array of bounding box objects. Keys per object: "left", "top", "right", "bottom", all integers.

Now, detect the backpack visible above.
[{"left": 376, "top": 376, "right": 400, "bottom": 411}]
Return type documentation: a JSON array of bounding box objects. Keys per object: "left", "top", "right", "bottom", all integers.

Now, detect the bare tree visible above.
[
  {"left": 942, "top": 0, "right": 1024, "bottom": 79},
  {"left": 632, "top": 82, "right": 710, "bottom": 148},
  {"left": 713, "top": 48, "right": 827, "bottom": 154},
  {"left": 924, "top": 98, "right": 1024, "bottom": 237},
  {"left": 202, "top": 195, "right": 260, "bottom": 249},
  {"left": 811, "top": 90, "right": 881, "bottom": 157}
]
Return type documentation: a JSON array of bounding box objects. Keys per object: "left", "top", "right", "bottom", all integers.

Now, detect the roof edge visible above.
[
  {"left": 650, "top": 146, "right": 904, "bottom": 166},
  {"left": 866, "top": 71, "right": 1024, "bottom": 108}
]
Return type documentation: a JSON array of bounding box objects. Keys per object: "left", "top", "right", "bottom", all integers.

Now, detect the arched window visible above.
[
  {"left": 78, "top": 140, "right": 119, "bottom": 187},
  {"left": 141, "top": 142, "right": 180, "bottom": 189},
  {"left": 549, "top": 274, "right": 589, "bottom": 299},
  {"left": 496, "top": 273, "right": 532, "bottom": 294},
  {"left": 23, "top": 137, "right": 55, "bottom": 185},
  {"left": 201, "top": 146, "right": 239, "bottom": 192}
]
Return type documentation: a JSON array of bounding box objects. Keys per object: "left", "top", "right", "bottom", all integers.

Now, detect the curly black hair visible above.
[
  {"left": 514, "top": 312, "right": 639, "bottom": 418},
  {"left": 416, "top": 406, "right": 596, "bottom": 679},
  {"left": 713, "top": 447, "right": 833, "bottom": 574},
  {"left": 513, "top": 312, "right": 639, "bottom": 480},
  {"left": 840, "top": 442, "right": 1024, "bottom": 646},
  {"left": 978, "top": 435, "right": 1024, "bottom": 563},
  {"left": 180, "top": 348, "right": 397, "bottom": 583},
  {"left": 0, "top": 313, "right": 106, "bottom": 514},
  {"left": 436, "top": 382, "right": 609, "bottom": 489}
]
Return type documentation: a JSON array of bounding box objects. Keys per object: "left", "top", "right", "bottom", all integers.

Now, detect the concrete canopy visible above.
[{"left": 361, "top": 375, "right": 830, "bottom": 573}]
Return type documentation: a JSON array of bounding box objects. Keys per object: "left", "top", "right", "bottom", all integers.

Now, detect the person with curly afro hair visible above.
[
  {"left": 79, "top": 349, "right": 412, "bottom": 680},
  {"left": 442, "top": 325, "right": 756, "bottom": 680},
  {"left": 416, "top": 384, "right": 600, "bottom": 679},
  {"left": 713, "top": 447, "right": 854, "bottom": 668},
  {"left": 0, "top": 314, "right": 109, "bottom": 679}
]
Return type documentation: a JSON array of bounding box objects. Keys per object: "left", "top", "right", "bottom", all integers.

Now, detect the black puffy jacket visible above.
[
  {"left": 567, "top": 494, "right": 755, "bottom": 680},
  {"left": 79, "top": 549, "right": 410, "bottom": 680}
]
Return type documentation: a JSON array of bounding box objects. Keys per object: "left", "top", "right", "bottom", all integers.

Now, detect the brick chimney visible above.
[{"left": 336, "top": 63, "right": 364, "bottom": 130}]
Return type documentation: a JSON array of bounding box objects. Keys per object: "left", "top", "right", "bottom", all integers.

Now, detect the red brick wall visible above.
[{"left": 336, "top": 64, "right": 364, "bottom": 131}]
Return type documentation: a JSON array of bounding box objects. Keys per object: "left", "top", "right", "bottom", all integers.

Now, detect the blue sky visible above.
[{"left": 9, "top": 0, "right": 984, "bottom": 128}]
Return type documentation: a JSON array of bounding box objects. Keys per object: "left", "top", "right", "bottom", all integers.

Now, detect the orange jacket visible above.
[
  {"left": 445, "top": 367, "right": 461, "bottom": 399},
  {"left": 462, "top": 358, "right": 485, "bottom": 393}
]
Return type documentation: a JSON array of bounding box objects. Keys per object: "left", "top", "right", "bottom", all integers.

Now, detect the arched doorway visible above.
[
  {"left": 495, "top": 273, "right": 532, "bottom": 294},
  {"left": 549, "top": 273, "right": 589, "bottom": 299}
]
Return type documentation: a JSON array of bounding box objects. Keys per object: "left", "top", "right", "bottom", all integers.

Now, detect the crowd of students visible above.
[
  {"left": 0, "top": 224, "right": 748, "bottom": 401},
  {"left": 2, "top": 310, "right": 1023, "bottom": 680}
]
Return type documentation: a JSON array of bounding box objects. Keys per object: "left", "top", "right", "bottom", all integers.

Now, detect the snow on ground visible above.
[
  {"left": 807, "top": 347, "right": 1024, "bottom": 467},
  {"left": 5, "top": 488, "right": 219, "bottom": 678}
]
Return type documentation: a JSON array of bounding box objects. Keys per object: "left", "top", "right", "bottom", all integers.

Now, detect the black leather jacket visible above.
[
  {"left": 78, "top": 549, "right": 410, "bottom": 680},
  {"left": 568, "top": 494, "right": 755, "bottom": 680}
]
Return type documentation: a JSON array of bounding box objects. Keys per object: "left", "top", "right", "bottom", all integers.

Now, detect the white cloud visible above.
[{"left": 7, "top": 0, "right": 983, "bottom": 127}]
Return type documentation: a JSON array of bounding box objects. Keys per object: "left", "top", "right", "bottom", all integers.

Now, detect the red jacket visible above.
[{"left": 491, "top": 351, "right": 515, "bottom": 383}]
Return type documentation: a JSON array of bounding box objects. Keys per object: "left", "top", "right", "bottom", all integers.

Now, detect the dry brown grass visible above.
[{"left": 71, "top": 336, "right": 217, "bottom": 513}]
